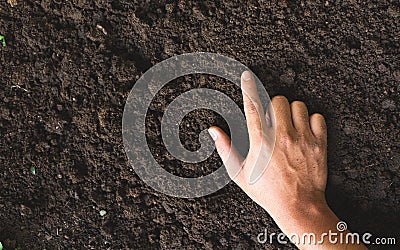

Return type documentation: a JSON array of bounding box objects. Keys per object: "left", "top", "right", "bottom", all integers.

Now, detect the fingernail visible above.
[
  {"left": 208, "top": 128, "right": 218, "bottom": 141},
  {"left": 241, "top": 71, "right": 252, "bottom": 81}
]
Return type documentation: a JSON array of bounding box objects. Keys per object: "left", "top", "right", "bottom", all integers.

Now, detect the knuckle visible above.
[
  {"left": 278, "top": 133, "right": 295, "bottom": 147},
  {"left": 313, "top": 143, "right": 325, "bottom": 155},
  {"left": 297, "top": 132, "right": 308, "bottom": 140},
  {"left": 308, "top": 140, "right": 325, "bottom": 152},
  {"left": 217, "top": 143, "right": 228, "bottom": 157},
  {"left": 245, "top": 99, "right": 261, "bottom": 115},
  {"left": 276, "top": 125, "right": 293, "bottom": 136}
]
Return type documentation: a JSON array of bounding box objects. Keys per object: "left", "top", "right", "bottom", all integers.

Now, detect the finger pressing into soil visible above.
[
  {"left": 310, "top": 113, "right": 327, "bottom": 143},
  {"left": 271, "top": 96, "right": 295, "bottom": 134},
  {"left": 290, "top": 101, "right": 311, "bottom": 134},
  {"left": 241, "top": 71, "right": 267, "bottom": 143}
]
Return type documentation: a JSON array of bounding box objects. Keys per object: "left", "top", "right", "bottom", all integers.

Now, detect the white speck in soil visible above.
[{"left": 99, "top": 210, "right": 107, "bottom": 217}]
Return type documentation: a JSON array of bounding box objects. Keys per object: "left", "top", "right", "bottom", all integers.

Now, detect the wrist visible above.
[
  {"left": 276, "top": 199, "right": 338, "bottom": 236},
  {"left": 271, "top": 201, "right": 367, "bottom": 249}
]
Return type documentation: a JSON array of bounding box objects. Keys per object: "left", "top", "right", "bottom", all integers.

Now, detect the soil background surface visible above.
[{"left": 1, "top": 0, "right": 399, "bottom": 249}]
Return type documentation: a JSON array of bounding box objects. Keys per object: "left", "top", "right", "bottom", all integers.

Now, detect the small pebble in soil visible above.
[
  {"left": 7, "top": 0, "right": 17, "bottom": 7},
  {"left": 96, "top": 24, "right": 108, "bottom": 35},
  {"left": 99, "top": 210, "right": 107, "bottom": 217}
]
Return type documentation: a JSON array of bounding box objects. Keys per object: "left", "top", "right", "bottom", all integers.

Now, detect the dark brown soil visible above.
[{"left": 1, "top": 0, "right": 399, "bottom": 249}]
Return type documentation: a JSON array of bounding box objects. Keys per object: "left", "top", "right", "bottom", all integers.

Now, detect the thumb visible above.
[{"left": 208, "top": 126, "right": 244, "bottom": 184}]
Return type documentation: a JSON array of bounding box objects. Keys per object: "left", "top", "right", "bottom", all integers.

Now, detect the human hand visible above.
[{"left": 208, "top": 71, "right": 366, "bottom": 249}]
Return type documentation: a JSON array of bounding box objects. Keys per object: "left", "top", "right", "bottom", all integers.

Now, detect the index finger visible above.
[{"left": 241, "top": 71, "right": 267, "bottom": 145}]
